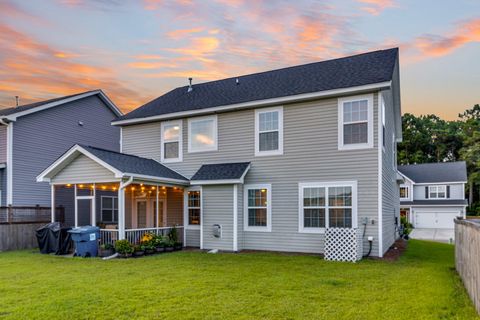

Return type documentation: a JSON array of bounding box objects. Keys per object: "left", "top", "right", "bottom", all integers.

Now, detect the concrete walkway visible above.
[{"left": 410, "top": 228, "right": 455, "bottom": 244}]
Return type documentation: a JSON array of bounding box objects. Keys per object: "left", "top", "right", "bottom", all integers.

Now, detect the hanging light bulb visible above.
[{"left": 101, "top": 185, "right": 107, "bottom": 190}]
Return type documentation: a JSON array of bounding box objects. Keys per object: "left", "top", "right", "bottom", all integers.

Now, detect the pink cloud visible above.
[{"left": 357, "top": 0, "right": 396, "bottom": 15}]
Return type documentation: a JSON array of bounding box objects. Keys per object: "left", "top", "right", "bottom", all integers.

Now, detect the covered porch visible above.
[{"left": 37, "top": 145, "right": 190, "bottom": 245}]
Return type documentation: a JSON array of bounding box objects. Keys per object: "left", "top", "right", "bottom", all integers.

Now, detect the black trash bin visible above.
[{"left": 36, "top": 222, "right": 72, "bottom": 255}]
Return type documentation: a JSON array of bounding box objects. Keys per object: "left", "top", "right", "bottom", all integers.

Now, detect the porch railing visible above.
[
  {"left": 0, "top": 206, "right": 65, "bottom": 224},
  {"left": 100, "top": 226, "right": 184, "bottom": 246}
]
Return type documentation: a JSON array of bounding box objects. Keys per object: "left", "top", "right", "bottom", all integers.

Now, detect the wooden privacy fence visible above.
[
  {"left": 0, "top": 206, "right": 64, "bottom": 224},
  {"left": 455, "top": 218, "right": 480, "bottom": 314}
]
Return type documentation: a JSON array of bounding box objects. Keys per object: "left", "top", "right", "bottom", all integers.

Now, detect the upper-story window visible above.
[
  {"left": 188, "top": 115, "right": 217, "bottom": 153},
  {"left": 338, "top": 94, "right": 374, "bottom": 150},
  {"left": 161, "top": 120, "right": 182, "bottom": 162},
  {"left": 399, "top": 185, "right": 409, "bottom": 199},
  {"left": 429, "top": 185, "right": 446, "bottom": 199},
  {"left": 255, "top": 107, "right": 283, "bottom": 156}
]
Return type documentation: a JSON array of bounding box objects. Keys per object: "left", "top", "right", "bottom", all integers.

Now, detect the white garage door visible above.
[{"left": 415, "top": 211, "right": 460, "bottom": 229}]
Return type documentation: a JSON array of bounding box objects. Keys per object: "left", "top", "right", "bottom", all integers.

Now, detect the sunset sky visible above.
[{"left": 0, "top": 0, "right": 479, "bottom": 120}]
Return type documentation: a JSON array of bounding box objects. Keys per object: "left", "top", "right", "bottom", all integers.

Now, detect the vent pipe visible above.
[
  {"left": 15, "top": 96, "right": 19, "bottom": 107},
  {"left": 187, "top": 77, "right": 193, "bottom": 92}
]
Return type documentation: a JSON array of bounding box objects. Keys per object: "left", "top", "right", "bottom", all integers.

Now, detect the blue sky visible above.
[{"left": 0, "top": 0, "right": 479, "bottom": 119}]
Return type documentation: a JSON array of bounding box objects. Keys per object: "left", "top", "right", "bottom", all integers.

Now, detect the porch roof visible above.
[
  {"left": 37, "top": 144, "right": 189, "bottom": 185},
  {"left": 190, "top": 162, "right": 250, "bottom": 185}
]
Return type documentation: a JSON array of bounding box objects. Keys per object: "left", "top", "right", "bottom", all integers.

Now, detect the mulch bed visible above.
[{"left": 381, "top": 238, "right": 408, "bottom": 261}]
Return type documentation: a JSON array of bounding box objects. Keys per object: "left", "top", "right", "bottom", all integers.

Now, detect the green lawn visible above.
[{"left": 0, "top": 240, "right": 477, "bottom": 319}]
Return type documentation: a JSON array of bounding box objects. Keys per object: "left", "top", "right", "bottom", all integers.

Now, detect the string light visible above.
[
  {"left": 66, "top": 184, "right": 72, "bottom": 187},
  {"left": 79, "top": 184, "right": 84, "bottom": 188},
  {"left": 101, "top": 185, "right": 107, "bottom": 190}
]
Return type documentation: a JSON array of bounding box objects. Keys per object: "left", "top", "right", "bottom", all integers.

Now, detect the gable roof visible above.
[
  {"left": 398, "top": 161, "right": 467, "bottom": 183},
  {"left": 37, "top": 144, "right": 188, "bottom": 185},
  {"left": 113, "top": 48, "right": 398, "bottom": 125},
  {"left": 190, "top": 162, "right": 250, "bottom": 185},
  {"left": 0, "top": 90, "right": 122, "bottom": 121}
]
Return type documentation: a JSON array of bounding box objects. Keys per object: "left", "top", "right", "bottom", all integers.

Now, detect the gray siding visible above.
[
  {"left": 123, "top": 93, "right": 382, "bottom": 255},
  {"left": 51, "top": 154, "right": 116, "bottom": 184},
  {"left": 12, "top": 95, "right": 120, "bottom": 206},
  {"left": 185, "top": 229, "right": 200, "bottom": 247},
  {"left": 381, "top": 86, "right": 400, "bottom": 255},
  {"left": 202, "top": 185, "right": 234, "bottom": 251},
  {"left": 0, "top": 125, "right": 7, "bottom": 163},
  {"left": 413, "top": 183, "right": 464, "bottom": 200}
]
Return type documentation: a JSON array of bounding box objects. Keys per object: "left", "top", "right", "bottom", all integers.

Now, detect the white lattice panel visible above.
[{"left": 324, "top": 228, "right": 363, "bottom": 262}]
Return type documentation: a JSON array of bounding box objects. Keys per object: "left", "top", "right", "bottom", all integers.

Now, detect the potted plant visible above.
[
  {"left": 115, "top": 239, "right": 134, "bottom": 258},
  {"left": 154, "top": 235, "right": 166, "bottom": 253},
  {"left": 99, "top": 243, "right": 115, "bottom": 257},
  {"left": 168, "top": 226, "right": 183, "bottom": 251},
  {"left": 164, "top": 238, "right": 175, "bottom": 252},
  {"left": 144, "top": 242, "right": 155, "bottom": 255},
  {"left": 133, "top": 245, "right": 145, "bottom": 257},
  {"left": 140, "top": 232, "right": 156, "bottom": 255},
  {"left": 400, "top": 216, "right": 413, "bottom": 240}
]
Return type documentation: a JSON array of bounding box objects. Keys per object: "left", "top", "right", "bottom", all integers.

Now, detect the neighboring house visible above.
[
  {"left": 398, "top": 162, "right": 468, "bottom": 229},
  {"left": 38, "top": 48, "right": 402, "bottom": 258},
  {"left": 0, "top": 90, "right": 122, "bottom": 221}
]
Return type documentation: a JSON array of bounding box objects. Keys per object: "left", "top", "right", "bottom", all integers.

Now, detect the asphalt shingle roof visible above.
[
  {"left": 0, "top": 90, "right": 98, "bottom": 117},
  {"left": 398, "top": 161, "right": 467, "bottom": 183},
  {"left": 400, "top": 199, "right": 468, "bottom": 206},
  {"left": 80, "top": 145, "right": 188, "bottom": 182},
  {"left": 117, "top": 48, "right": 398, "bottom": 121},
  {"left": 191, "top": 162, "right": 251, "bottom": 181}
]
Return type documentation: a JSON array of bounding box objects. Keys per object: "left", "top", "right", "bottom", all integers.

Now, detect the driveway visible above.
[{"left": 410, "top": 228, "right": 455, "bottom": 243}]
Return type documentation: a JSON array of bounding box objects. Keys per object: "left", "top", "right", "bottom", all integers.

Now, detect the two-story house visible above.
[
  {"left": 37, "top": 48, "right": 402, "bottom": 258},
  {"left": 398, "top": 162, "right": 468, "bottom": 229},
  {"left": 0, "top": 90, "right": 122, "bottom": 224}
]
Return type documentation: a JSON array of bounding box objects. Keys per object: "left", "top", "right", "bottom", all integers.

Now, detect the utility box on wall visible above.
[{"left": 213, "top": 224, "right": 222, "bottom": 238}]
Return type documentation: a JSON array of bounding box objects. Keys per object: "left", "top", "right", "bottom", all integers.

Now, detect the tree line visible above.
[{"left": 398, "top": 104, "right": 480, "bottom": 214}]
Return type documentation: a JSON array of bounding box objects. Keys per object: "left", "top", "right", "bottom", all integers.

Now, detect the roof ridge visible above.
[
  {"left": 175, "top": 48, "right": 399, "bottom": 90},
  {"left": 82, "top": 144, "right": 153, "bottom": 161}
]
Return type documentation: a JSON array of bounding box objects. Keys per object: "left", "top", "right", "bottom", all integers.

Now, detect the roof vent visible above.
[
  {"left": 15, "top": 96, "right": 19, "bottom": 107},
  {"left": 187, "top": 77, "right": 193, "bottom": 92},
  {"left": 235, "top": 78, "right": 239, "bottom": 85}
]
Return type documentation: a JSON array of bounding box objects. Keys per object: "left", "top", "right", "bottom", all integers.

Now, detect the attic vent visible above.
[{"left": 187, "top": 77, "right": 193, "bottom": 92}]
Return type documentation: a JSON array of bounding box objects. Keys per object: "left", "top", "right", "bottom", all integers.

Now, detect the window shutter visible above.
[
  {"left": 447, "top": 186, "right": 450, "bottom": 198},
  {"left": 425, "top": 187, "right": 429, "bottom": 199}
]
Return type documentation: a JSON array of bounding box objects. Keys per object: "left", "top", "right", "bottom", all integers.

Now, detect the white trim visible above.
[
  {"left": 200, "top": 187, "right": 204, "bottom": 249},
  {"left": 397, "top": 171, "right": 415, "bottom": 185},
  {"left": 378, "top": 92, "right": 383, "bottom": 257},
  {"left": 4, "top": 90, "right": 122, "bottom": 121},
  {"left": 298, "top": 181, "right": 358, "bottom": 234},
  {"left": 190, "top": 164, "right": 250, "bottom": 185},
  {"left": 414, "top": 181, "right": 467, "bottom": 185},
  {"left": 100, "top": 195, "right": 119, "bottom": 223},
  {"left": 122, "top": 173, "right": 189, "bottom": 185},
  {"left": 407, "top": 204, "right": 468, "bottom": 207},
  {"left": 187, "top": 115, "right": 218, "bottom": 153},
  {"left": 399, "top": 183, "right": 411, "bottom": 201},
  {"left": 243, "top": 183, "right": 272, "bottom": 232},
  {"left": 6, "top": 122, "right": 13, "bottom": 205},
  {"left": 51, "top": 185, "right": 55, "bottom": 223},
  {"left": 91, "top": 183, "right": 96, "bottom": 226},
  {"left": 74, "top": 184, "right": 78, "bottom": 227},
  {"left": 161, "top": 120, "right": 183, "bottom": 163},
  {"left": 184, "top": 186, "right": 202, "bottom": 230},
  {"left": 233, "top": 184, "right": 238, "bottom": 252},
  {"left": 255, "top": 106, "right": 284, "bottom": 157},
  {"left": 112, "top": 81, "right": 392, "bottom": 126},
  {"left": 338, "top": 93, "right": 374, "bottom": 150}
]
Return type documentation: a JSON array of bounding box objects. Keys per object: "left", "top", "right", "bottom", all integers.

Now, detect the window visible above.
[
  {"left": 101, "top": 196, "right": 118, "bottom": 223},
  {"left": 429, "top": 185, "right": 446, "bottom": 199},
  {"left": 161, "top": 120, "right": 182, "bottom": 162},
  {"left": 188, "top": 116, "right": 217, "bottom": 153},
  {"left": 244, "top": 184, "right": 272, "bottom": 231},
  {"left": 255, "top": 107, "right": 283, "bottom": 156},
  {"left": 187, "top": 190, "right": 201, "bottom": 225},
  {"left": 338, "top": 94, "right": 373, "bottom": 150},
  {"left": 399, "top": 185, "right": 409, "bottom": 199},
  {"left": 299, "top": 182, "right": 357, "bottom": 233}
]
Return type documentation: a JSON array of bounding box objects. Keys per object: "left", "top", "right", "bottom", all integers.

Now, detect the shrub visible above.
[
  {"left": 168, "top": 227, "right": 178, "bottom": 243},
  {"left": 115, "top": 240, "right": 134, "bottom": 254},
  {"left": 400, "top": 216, "right": 413, "bottom": 237}
]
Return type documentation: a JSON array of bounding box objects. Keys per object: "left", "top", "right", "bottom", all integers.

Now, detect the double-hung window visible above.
[
  {"left": 429, "top": 185, "right": 446, "bottom": 199},
  {"left": 244, "top": 184, "right": 272, "bottom": 232},
  {"left": 185, "top": 188, "right": 201, "bottom": 227},
  {"left": 338, "top": 94, "right": 373, "bottom": 150},
  {"left": 399, "top": 185, "right": 409, "bottom": 199},
  {"left": 188, "top": 115, "right": 217, "bottom": 153},
  {"left": 101, "top": 196, "right": 118, "bottom": 223},
  {"left": 299, "top": 182, "right": 357, "bottom": 233},
  {"left": 161, "top": 120, "right": 182, "bottom": 162},
  {"left": 255, "top": 107, "right": 283, "bottom": 156}
]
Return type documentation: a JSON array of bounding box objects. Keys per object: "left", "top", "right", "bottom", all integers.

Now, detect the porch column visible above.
[
  {"left": 50, "top": 184, "right": 55, "bottom": 223},
  {"left": 74, "top": 184, "right": 78, "bottom": 227},
  {"left": 118, "top": 186, "right": 126, "bottom": 240},
  {"left": 91, "top": 183, "right": 96, "bottom": 227},
  {"left": 156, "top": 186, "right": 159, "bottom": 228}
]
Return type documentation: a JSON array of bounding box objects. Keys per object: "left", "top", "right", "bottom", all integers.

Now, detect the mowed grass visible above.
[{"left": 0, "top": 240, "right": 477, "bottom": 319}]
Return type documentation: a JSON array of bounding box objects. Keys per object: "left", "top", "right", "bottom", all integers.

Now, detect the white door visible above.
[{"left": 414, "top": 211, "right": 460, "bottom": 229}]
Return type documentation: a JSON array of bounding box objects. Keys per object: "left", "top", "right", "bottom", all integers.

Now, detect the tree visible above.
[{"left": 459, "top": 104, "right": 480, "bottom": 207}]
